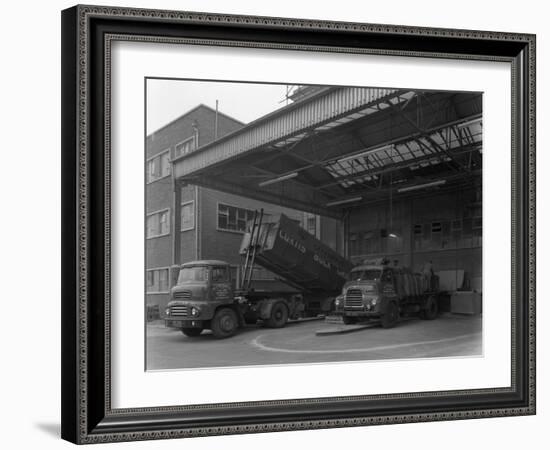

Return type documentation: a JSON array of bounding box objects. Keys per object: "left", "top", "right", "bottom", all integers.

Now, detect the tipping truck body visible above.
[
  {"left": 164, "top": 211, "right": 353, "bottom": 338},
  {"left": 331, "top": 258, "right": 441, "bottom": 328}
]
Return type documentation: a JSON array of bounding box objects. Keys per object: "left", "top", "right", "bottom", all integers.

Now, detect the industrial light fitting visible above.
[
  {"left": 337, "top": 144, "right": 394, "bottom": 164},
  {"left": 397, "top": 179, "right": 447, "bottom": 193},
  {"left": 326, "top": 196, "right": 362, "bottom": 207},
  {"left": 258, "top": 172, "right": 299, "bottom": 187}
]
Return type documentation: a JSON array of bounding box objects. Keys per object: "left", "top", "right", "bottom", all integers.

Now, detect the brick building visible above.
[{"left": 145, "top": 104, "right": 320, "bottom": 312}]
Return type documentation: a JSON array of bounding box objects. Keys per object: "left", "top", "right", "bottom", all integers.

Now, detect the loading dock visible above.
[
  {"left": 147, "top": 84, "right": 483, "bottom": 369},
  {"left": 172, "top": 86, "right": 482, "bottom": 286}
]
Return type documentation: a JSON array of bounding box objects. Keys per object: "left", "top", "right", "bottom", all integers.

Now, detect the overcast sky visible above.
[{"left": 146, "top": 79, "right": 297, "bottom": 134}]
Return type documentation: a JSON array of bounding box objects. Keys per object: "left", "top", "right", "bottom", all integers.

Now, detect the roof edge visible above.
[{"left": 147, "top": 103, "right": 246, "bottom": 139}]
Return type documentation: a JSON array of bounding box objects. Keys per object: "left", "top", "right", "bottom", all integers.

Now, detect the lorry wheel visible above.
[
  {"left": 211, "top": 308, "right": 238, "bottom": 339},
  {"left": 266, "top": 302, "right": 289, "bottom": 328},
  {"left": 181, "top": 328, "right": 203, "bottom": 337},
  {"left": 421, "top": 295, "right": 439, "bottom": 320},
  {"left": 381, "top": 301, "right": 399, "bottom": 328}
]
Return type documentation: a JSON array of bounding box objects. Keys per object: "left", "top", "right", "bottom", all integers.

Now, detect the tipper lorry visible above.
[
  {"left": 164, "top": 211, "right": 353, "bottom": 338},
  {"left": 331, "top": 258, "right": 440, "bottom": 328}
]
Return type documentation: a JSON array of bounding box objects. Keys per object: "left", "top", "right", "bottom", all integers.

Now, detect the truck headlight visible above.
[
  {"left": 334, "top": 296, "right": 343, "bottom": 307},
  {"left": 165, "top": 307, "right": 170, "bottom": 316},
  {"left": 190, "top": 307, "right": 200, "bottom": 317},
  {"left": 362, "top": 294, "right": 379, "bottom": 306}
]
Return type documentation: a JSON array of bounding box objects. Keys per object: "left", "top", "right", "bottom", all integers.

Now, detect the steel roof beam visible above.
[
  {"left": 328, "top": 169, "right": 482, "bottom": 207},
  {"left": 317, "top": 143, "right": 481, "bottom": 190},
  {"left": 184, "top": 176, "right": 341, "bottom": 219}
]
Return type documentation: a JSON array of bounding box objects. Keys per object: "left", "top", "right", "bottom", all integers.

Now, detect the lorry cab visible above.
[
  {"left": 170, "top": 260, "right": 233, "bottom": 304},
  {"left": 336, "top": 265, "right": 396, "bottom": 316},
  {"left": 334, "top": 257, "right": 439, "bottom": 328},
  {"left": 165, "top": 260, "right": 237, "bottom": 337}
]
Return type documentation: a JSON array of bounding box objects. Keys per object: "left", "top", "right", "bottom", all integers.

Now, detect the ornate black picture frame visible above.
[{"left": 61, "top": 5, "right": 536, "bottom": 444}]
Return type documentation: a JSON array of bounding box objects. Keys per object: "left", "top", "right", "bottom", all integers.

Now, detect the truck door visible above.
[
  {"left": 381, "top": 269, "right": 398, "bottom": 300},
  {"left": 211, "top": 266, "right": 232, "bottom": 302}
]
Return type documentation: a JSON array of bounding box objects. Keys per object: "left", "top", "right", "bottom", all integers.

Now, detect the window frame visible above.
[
  {"left": 146, "top": 207, "right": 171, "bottom": 239},
  {"left": 180, "top": 200, "right": 195, "bottom": 232},
  {"left": 216, "top": 201, "right": 257, "bottom": 234},
  {"left": 146, "top": 148, "right": 171, "bottom": 184},
  {"left": 174, "top": 136, "right": 197, "bottom": 159},
  {"left": 145, "top": 266, "right": 171, "bottom": 294}
]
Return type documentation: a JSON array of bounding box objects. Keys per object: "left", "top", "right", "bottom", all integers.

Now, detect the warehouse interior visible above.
[{"left": 172, "top": 86, "right": 483, "bottom": 312}]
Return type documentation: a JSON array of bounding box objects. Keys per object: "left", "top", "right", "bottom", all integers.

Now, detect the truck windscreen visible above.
[
  {"left": 349, "top": 269, "right": 381, "bottom": 281},
  {"left": 178, "top": 267, "right": 208, "bottom": 284}
]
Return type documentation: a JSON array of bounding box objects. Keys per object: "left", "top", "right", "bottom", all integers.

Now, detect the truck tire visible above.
[
  {"left": 266, "top": 302, "right": 289, "bottom": 328},
  {"left": 421, "top": 295, "right": 439, "bottom": 320},
  {"left": 181, "top": 328, "right": 203, "bottom": 337},
  {"left": 211, "top": 308, "right": 238, "bottom": 339},
  {"left": 381, "top": 301, "right": 399, "bottom": 328}
]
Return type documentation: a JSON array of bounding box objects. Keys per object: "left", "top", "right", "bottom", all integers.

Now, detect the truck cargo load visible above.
[{"left": 239, "top": 213, "right": 353, "bottom": 295}]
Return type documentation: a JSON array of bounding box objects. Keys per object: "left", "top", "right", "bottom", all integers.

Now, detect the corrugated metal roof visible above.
[{"left": 173, "top": 87, "right": 409, "bottom": 178}]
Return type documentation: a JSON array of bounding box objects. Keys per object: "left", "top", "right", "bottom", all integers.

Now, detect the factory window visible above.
[
  {"left": 302, "top": 212, "right": 319, "bottom": 237},
  {"left": 147, "top": 150, "right": 171, "bottom": 183},
  {"left": 146, "top": 268, "right": 170, "bottom": 293},
  {"left": 413, "top": 224, "right": 423, "bottom": 235},
  {"left": 174, "top": 136, "right": 196, "bottom": 159},
  {"left": 146, "top": 209, "right": 170, "bottom": 238},
  {"left": 217, "top": 203, "right": 255, "bottom": 233},
  {"left": 431, "top": 222, "right": 442, "bottom": 233},
  {"left": 181, "top": 201, "right": 195, "bottom": 231}
]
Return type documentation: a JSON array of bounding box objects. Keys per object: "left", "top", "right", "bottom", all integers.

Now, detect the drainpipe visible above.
[
  {"left": 192, "top": 121, "right": 201, "bottom": 260},
  {"left": 215, "top": 100, "right": 219, "bottom": 140}
]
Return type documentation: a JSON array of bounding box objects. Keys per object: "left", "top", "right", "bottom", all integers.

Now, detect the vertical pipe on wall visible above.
[
  {"left": 215, "top": 100, "right": 219, "bottom": 140},
  {"left": 172, "top": 179, "right": 182, "bottom": 267},
  {"left": 194, "top": 122, "right": 201, "bottom": 261},
  {"left": 195, "top": 185, "right": 200, "bottom": 260},
  {"left": 410, "top": 198, "right": 415, "bottom": 270}
]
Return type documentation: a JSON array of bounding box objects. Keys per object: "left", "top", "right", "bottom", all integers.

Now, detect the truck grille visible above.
[
  {"left": 169, "top": 305, "right": 188, "bottom": 317},
  {"left": 345, "top": 289, "right": 363, "bottom": 308},
  {"left": 173, "top": 290, "right": 191, "bottom": 300}
]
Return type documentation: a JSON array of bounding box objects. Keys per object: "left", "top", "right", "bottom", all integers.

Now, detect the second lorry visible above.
[{"left": 331, "top": 258, "right": 440, "bottom": 328}]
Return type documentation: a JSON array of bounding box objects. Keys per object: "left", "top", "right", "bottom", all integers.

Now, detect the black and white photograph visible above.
[{"left": 145, "top": 80, "right": 483, "bottom": 370}]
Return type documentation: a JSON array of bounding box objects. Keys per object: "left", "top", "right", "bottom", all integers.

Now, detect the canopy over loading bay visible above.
[{"left": 172, "top": 86, "right": 482, "bottom": 219}]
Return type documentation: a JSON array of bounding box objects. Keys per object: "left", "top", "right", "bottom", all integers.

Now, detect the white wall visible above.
[{"left": 0, "top": 0, "right": 546, "bottom": 448}]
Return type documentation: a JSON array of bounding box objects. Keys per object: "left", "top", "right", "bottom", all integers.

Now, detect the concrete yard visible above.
[{"left": 146, "top": 313, "right": 482, "bottom": 370}]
